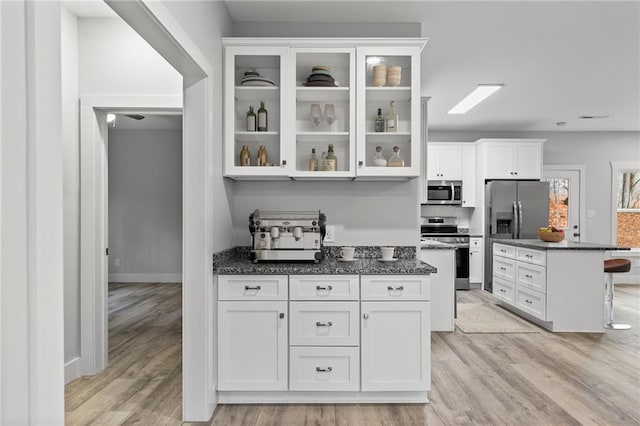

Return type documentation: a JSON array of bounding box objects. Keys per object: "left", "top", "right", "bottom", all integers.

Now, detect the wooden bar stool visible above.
[{"left": 604, "top": 258, "right": 631, "bottom": 330}]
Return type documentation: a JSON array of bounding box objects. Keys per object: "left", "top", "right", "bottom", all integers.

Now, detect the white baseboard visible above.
[
  {"left": 108, "top": 273, "right": 182, "bottom": 283},
  {"left": 65, "top": 357, "right": 81, "bottom": 384}
]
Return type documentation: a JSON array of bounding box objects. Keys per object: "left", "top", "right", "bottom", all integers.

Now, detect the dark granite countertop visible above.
[
  {"left": 494, "top": 239, "right": 630, "bottom": 251},
  {"left": 213, "top": 246, "right": 437, "bottom": 275}
]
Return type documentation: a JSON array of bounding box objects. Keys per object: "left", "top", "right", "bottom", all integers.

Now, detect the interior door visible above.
[{"left": 542, "top": 169, "right": 582, "bottom": 242}]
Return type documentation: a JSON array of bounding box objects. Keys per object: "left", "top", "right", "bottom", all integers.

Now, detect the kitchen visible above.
[{"left": 2, "top": 1, "right": 639, "bottom": 425}]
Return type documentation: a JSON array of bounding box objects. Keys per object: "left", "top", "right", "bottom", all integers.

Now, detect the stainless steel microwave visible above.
[{"left": 426, "top": 180, "right": 462, "bottom": 205}]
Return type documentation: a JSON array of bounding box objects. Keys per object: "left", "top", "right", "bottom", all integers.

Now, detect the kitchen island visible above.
[
  {"left": 213, "top": 246, "right": 435, "bottom": 404},
  {"left": 492, "top": 239, "right": 629, "bottom": 332}
]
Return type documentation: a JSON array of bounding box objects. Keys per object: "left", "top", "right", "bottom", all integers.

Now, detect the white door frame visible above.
[
  {"left": 79, "top": 95, "right": 182, "bottom": 376},
  {"left": 543, "top": 164, "right": 587, "bottom": 242},
  {"left": 96, "top": 1, "right": 218, "bottom": 421}
]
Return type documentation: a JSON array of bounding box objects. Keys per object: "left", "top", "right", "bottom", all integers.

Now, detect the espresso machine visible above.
[{"left": 249, "top": 210, "right": 326, "bottom": 263}]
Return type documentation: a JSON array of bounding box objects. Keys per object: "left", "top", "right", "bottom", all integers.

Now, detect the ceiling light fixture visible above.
[
  {"left": 107, "top": 113, "right": 116, "bottom": 128},
  {"left": 578, "top": 115, "right": 610, "bottom": 120},
  {"left": 447, "top": 84, "right": 504, "bottom": 114}
]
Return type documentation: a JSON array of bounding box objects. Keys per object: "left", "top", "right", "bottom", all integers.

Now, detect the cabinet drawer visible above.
[
  {"left": 493, "top": 243, "right": 515, "bottom": 259},
  {"left": 516, "top": 262, "right": 547, "bottom": 293},
  {"left": 290, "top": 275, "right": 359, "bottom": 301},
  {"left": 218, "top": 275, "right": 288, "bottom": 301},
  {"left": 493, "top": 277, "right": 515, "bottom": 305},
  {"left": 360, "top": 276, "right": 430, "bottom": 301},
  {"left": 493, "top": 257, "right": 515, "bottom": 281},
  {"left": 289, "top": 346, "right": 360, "bottom": 391},
  {"left": 290, "top": 302, "right": 359, "bottom": 346},
  {"left": 516, "top": 247, "right": 546, "bottom": 266},
  {"left": 516, "top": 287, "right": 546, "bottom": 321}
]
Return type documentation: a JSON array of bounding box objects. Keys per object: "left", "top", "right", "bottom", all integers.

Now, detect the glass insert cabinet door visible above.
[
  {"left": 356, "top": 46, "right": 422, "bottom": 178},
  {"left": 224, "top": 45, "right": 291, "bottom": 177},
  {"left": 291, "top": 47, "right": 355, "bottom": 179}
]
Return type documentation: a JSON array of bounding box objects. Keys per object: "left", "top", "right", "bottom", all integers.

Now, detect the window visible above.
[
  {"left": 545, "top": 178, "right": 569, "bottom": 229},
  {"left": 616, "top": 171, "right": 640, "bottom": 248}
]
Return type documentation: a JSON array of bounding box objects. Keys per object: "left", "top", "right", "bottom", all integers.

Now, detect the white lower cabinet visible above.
[
  {"left": 218, "top": 301, "right": 288, "bottom": 391},
  {"left": 361, "top": 301, "right": 430, "bottom": 391},
  {"left": 493, "top": 243, "right": 548, "bottom": 322},
  {"left": 289, "top": 346, "right": 360, "bottom": 391},
  {"left": 217, "top": 273, "right": 431, "bottom": 400}
]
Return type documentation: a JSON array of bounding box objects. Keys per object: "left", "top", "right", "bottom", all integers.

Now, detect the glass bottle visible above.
[
  {"left": 308, "top": 148, "right": 318, "bottom": 171},
  {"left": 385, "top": 101, "right": 398, "bottom": 132},
  {"left": 240, "top": 145, "right": 251, "bottom": 166},
  {"left": 319, "top": 152, "right": 327, "bottom": 171},
  {"left": 387, "top": 145, "right": 405, "bottom": 167},
  {"left": 246, "top": 106, "right": 256, "bottom": 132},
  {"left": 326, "top": 144, "right": 337, "bottom": 171},
  {"left": 256, "top": 145, "right": 268, "bottom": 166},
  {"left": 374, "top": 108, "right": 385, "bottom": 132},
  {"left": 372, "top": 146, "right": 387, "bottom": 167},
  {"left": 257, "top": 100, "right": 268, "bottom": 132}
]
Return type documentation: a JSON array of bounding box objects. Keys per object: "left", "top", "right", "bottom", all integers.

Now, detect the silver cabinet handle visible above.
[
  {"left": 525, "top": 299, "right": 533, "bottom": 304},
  {"left": 244, "top": 285, "right": 261, "bottom": 290},
  {"left": 316, "top": 321, "right": 333, "bottom": 327},
  {"left": 387, "top": 286, "right": 404, "bottom": 291},
  {"left": 316, "top": 285, "right": 333, "bottom": 291},
  {"left": 316, "top": 367, "right": 332, "bottom": 372},
  {"left": 525, "top": 274, "right": 533, "bottom": 279},
  {"left": 363, "top": 313, "right": 369, "bottom": 320},
  {"left": 525, "top": 254, "right": 533, "bottom": 258},
  {"left": 500, "top": 267, "right": 507, "bottom": 271},
  {"left": 499, "top": 288, "right": 506, "bottom": 293}
]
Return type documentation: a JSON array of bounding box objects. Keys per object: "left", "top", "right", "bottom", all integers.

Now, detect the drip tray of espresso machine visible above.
[{"left": 249, "top": 210, "right": 326, "bottom": 263}]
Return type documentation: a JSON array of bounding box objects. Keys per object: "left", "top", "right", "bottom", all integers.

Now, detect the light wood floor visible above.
[{"left": 65, "top": 283, "right": 640, "bottom": 425}]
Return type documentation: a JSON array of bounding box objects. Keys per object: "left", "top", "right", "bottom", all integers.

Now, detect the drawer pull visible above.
[
  {"left": 363, "top": 313, "right": 369, "bottom": 320},
  {"left": 499, "top": 267, "right": 507, "bottom": 271},
  {"left": 244, "top": 285, "right": 261, "bottom": 291},
  {"left": 387, "top": 285, "right": 404, "bottom": 291},
  {"left": 525, "top": 254, "right": 533, "bottom": 258},
  {"left": 499, "top": 288, "right": 506, "bottom": 293},
  {"left": 316, "top": 321, "right": 333, "bottom": 327},
  {"left": 500, "top": 249, "right": 506, "bottom": 253},
  {"left": 525, "top": 299, "right": 533, "bottom": 304},
  {"left": 524, "top": 274, "right": 533, "bottom": 279},
  {"left": 316, "top": 285, "right": 333, "bottom": 291},
  {"left": 315, "top": 366, "right": 333, "bottom": 372}
]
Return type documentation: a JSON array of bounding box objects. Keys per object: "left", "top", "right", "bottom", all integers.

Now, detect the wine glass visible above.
[
  {"left": 310, "top": 104, "right": 323, "bottom": 127},
  {"left": 324, "top": 104, "right": 336, "bottom": 128}
]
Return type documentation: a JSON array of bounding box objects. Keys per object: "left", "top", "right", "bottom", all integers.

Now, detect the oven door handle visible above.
[{"left": 451, "top": 183, "right": 455, "bottom": 202}]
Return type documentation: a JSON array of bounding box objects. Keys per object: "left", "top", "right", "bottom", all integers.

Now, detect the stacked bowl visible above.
[
  {"left": 386, "top": 66, "right": 402, "bottom": 86},
  {"left": 372, "top": 65, "right": 387, "bottom": 87},
  {"left": 303, "top": 65, "right": 338, "bottom": 87}
]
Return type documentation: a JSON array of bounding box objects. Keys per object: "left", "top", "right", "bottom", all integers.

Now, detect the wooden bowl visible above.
[{"left": 538, "top": 230, "right": 565, "bottom": 242}]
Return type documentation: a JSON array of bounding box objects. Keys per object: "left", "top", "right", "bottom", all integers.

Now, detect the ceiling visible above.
[{"left": 65, "top": 0, "right": 640, "bottom": 133}]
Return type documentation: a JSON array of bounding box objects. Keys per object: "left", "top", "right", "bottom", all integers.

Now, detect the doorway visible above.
[{"left": 543, "top": 165, "right": 586, "bottom": 242}]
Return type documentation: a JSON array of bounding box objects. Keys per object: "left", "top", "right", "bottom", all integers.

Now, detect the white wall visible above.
[
  {"left": 429, "top": 131, "right": 640, "bottom": 244},
  {"left": 108, "top": 128, "right": 182, "bottom": 282},
  {"left": 61, "top": 5, "right": 81, "bottom": 378},
  {"left": 233, "top": 180, "right": 421, "bottom": 246},
  {"left": 78, "top": 18, "right": 182, "bottom": 95}
]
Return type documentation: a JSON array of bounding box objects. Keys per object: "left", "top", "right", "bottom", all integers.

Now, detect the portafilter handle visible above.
[
  {"left": 293, "top": 226, "right": 303, "bottom": 241},
  {"left": 270, "top": 226, "right": 280, "bottom": 241}
]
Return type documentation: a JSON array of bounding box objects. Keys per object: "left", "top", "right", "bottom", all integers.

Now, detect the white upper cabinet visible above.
[
  {"left": 427, "top": 144, "right": 463, "bottom": 180},
  {"left": 223, "top": 45, "right": 291, "bottom": 179},
  {"left": 356, "top": 45, "right": 423, "bottom": 179},
  {"left": 477, "top": 139, "right": 545, "bottom": 180},
  {"left": 291, "top": 47, "right": 356, "bottom": 179},
  {"left": 222, "top": 38, "right": 427, "bottom": 180}
]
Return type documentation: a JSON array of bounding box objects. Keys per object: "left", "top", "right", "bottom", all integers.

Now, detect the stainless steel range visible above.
[{"left": 421, "top": 217, "right": 470, "bottom": 290}]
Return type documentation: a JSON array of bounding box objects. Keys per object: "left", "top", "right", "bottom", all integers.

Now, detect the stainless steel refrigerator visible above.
[{"left": 484, "top": 180, "right": 549, "bottom": 292}]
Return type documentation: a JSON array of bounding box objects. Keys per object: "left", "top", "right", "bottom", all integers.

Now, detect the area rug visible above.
[{"left": 455, "top": 303, "right": 541, "bottom": 333}]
